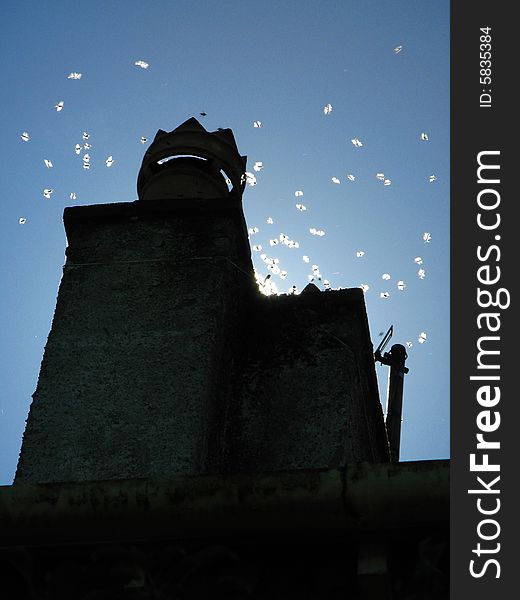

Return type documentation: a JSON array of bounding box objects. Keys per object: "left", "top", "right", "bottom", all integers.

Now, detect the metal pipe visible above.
[{"left": 385, "top": 344, "right": 408, "bottom": 462}]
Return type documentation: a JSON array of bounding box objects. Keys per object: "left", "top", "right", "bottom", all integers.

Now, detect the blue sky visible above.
[{"left": 0, "top": 0, "right": 449, "bottom": 484}]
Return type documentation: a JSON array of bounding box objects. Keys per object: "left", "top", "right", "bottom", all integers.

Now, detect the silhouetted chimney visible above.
[{"left": 15, "top": 118, "right": 388, "bottom": 485}]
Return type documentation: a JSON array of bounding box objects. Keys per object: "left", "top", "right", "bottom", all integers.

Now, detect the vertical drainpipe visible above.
[{"left": 384, "top": 344, "right": 409, "bottom": 463}]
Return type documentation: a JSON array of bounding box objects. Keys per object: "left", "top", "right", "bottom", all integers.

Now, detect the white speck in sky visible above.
[
  {"left": 248, "top": 226, "right": 259, "bottom": 235},
  {"left": 414, "top": 256, "right": 423, "bottom": 265},
  {"left": 429, "top": 174, "right": 437, "bottom": 182},
  {"left": 397, "top": 280, "right": 406, "bottom": 290},
  {"left": 266, "top": 217, "right": 273, "bottom": 224},
  {"left": 280, "top": 270, "right": 288, "bottom": 280},
  {"left": 43, "top": 159, "right": 53, "bottom": 168},
  {"left": 295, "top": 190, "right": 304, "bottom": 197},
  {"left": 394, "top": 45, "right": 403, "bottom": 54},
  {"left": 267, "top": 281, "right": 278, "bottom": 295},
  {"left": 295, "top": 203, "right": 306, "bottom": 211},
  {"left": 67, "top": 72, "right": 82, "bottom": 79},
  {"left": 259, "top": 275, "right": 278, "bottom": 296},
  {"left": 406, "top": 341, "right": 413, "bottom": 348},
  {"left": 360, "top": 284, "right": 370, "bottom": 293},
  {"left": 74, "top": 144, "right": 82, "bottom": 155},
  {"left": 252, "top": 244, "right": 262, "bottom": 252},
  {"left": 19, "top": 217, "right": 26, "bottom": 225},
  {"left": 243, "top": 172, "right": 257, "bottom": 186},
  {"left": 351, "top": 137, "right": 363, "bottom": 148},
  {"left": 356, "top": 251, "right": 365, "bottom": 257},
  {"left": 347, "top": 174, "right": 355, "bottom": 181},
  {"left": 420, "top": 132, "right": 429, "bottom": 141},
  {"left": 135, "top": 60, "right": 149, "bottom": 69},
  {"left": 376, "top": 173, "right": 385, "bottom": 180},
  {"left": 253, "top": 161, "right": 263, "bottom": 172},
  {"left": 140, "top": 136, "right": 147, "bottom": 144},
  {"left": 82, "top": 132, "right": 90, "bottom": 140},
  {"left": 323, "top": 103, "right": 333, "bottom": 115},
  {"left": 383, "top": 178, "right": 392, "bottom": 186},
  {"left": 302, "top": 255, "right": 310, "bottom": 263},
  {"left": 331, "top": 176, "right": 341, "bottom": 184},
  {"left": 286, "top": 237, "right": 296, "bottom": 249},
  {"left": 20, "top": 132, "right": 30, "bottom": 142},
  {"left": 418, "top": 331, "right": 427, "bottom": 344},
  {"left": 382, "top": 273, "right": 391, "bottom": 280},
  {"left": 380, "top": 292, "right": 390, "bottom": 299},
  {"left": 84, "top": 143, "right": 91, "bottom": 150},
  {"left": 423, "top": 231, "right": 432, "bottom": 243},
  {"left": 70, "top": 192, "right": 77, "bottom": 200},
  {"left": 105, "top": 156, "right": 114, "bottom": 167},
  {"left": 309, "top": 228, "right": 325, "bottom": 237},
  {"left": 253, "top": 120, "right": 262, "bottom": 128},
  {"left": 43, "top": 189, "right": 53, "bottom": 199},
  {"left": 418, "top": 268, "right": 426, "bottom": 279},
  {"left": 269, "top": 239, "right": 279, "bottom": 246},
  {"left": 55, "top": 101, "right": 64, "bottom": 112}
]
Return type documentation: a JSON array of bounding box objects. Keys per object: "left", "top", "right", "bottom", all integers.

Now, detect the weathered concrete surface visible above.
[
  {"left": 15, "top": 197, "right": 389, "bottom": 485},
  {"left": 15, "top": 199, "right": 255, "bottom": 484},
  {"left": 226, "top": 288, "right": 389, "bottom": 472},
  {"left": 0, "top": 461, "right": 449, "bottom": 599},
  {"left": 1, "top": 461, "right": 449, "bottom": 546}
]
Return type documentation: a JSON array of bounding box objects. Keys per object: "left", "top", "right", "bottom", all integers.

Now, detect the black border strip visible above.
[{"left": 451, "top": 2, "right": 514, "bottom": 596}]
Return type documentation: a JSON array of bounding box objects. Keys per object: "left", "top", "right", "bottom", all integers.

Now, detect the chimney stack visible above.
[{"left": 15, "top": 118, "right": 388, "bottom": 485}]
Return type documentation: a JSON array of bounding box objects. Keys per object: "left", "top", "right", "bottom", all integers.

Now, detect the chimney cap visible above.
[{"left": 137, "top": 117, "right": 247, "bottom": 201}]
